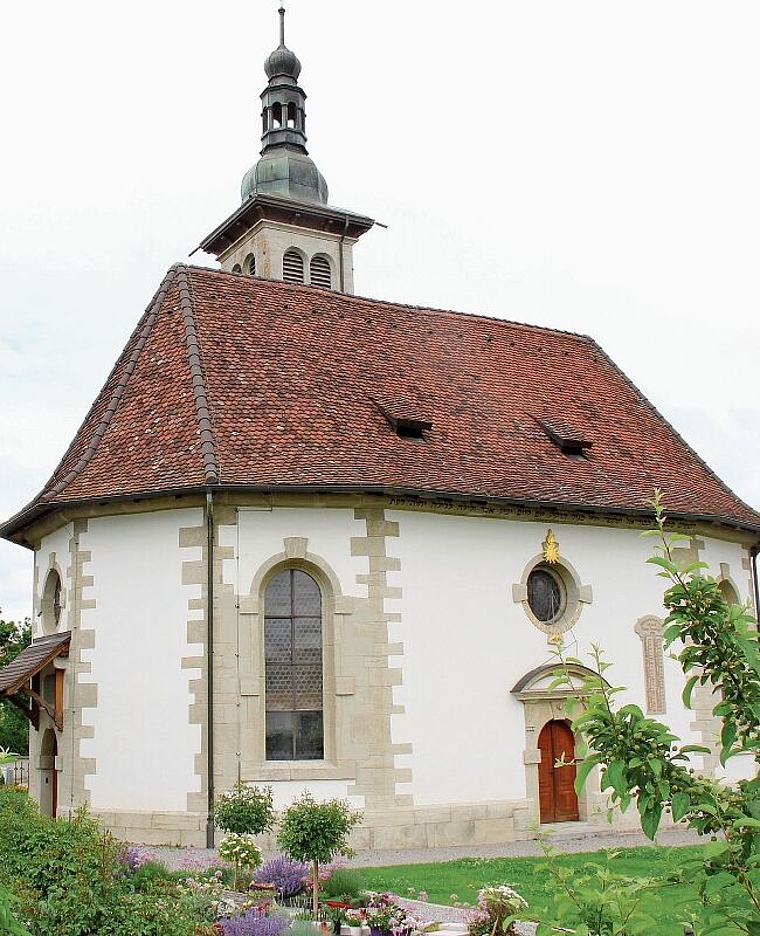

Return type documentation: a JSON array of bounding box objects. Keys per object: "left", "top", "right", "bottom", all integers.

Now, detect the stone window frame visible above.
[
  {"left": 512, "top": 552, "right": 592, "bottom": 636},
  {"left": 241, "top": 540, "right": 340, "bottom": 773},
  {"left": 41, "top": 566, "right": 65, "bottom": 635}
]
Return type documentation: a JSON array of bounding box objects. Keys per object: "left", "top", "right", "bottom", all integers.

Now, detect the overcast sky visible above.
[{"left": 1, "top": 1, "right": 758, "bottom": 623}]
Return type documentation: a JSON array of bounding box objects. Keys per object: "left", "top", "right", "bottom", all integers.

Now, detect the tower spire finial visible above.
[{"left": 278, "top": 6, "right": 286, "bottom": 47}]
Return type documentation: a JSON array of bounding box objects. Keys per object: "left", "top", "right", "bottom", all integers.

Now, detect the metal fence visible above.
[{"left": 1, "top": 757, "right": 29, "bottom": 787}]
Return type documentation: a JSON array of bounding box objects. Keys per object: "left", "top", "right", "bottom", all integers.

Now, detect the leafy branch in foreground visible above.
[{"left": 556, "top": 490, "right": 760, "bottom": 935}]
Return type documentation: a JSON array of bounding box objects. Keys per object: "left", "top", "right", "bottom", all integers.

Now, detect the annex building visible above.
[{"left": 2, "top": 10, "right": 759, "bottom": 849}]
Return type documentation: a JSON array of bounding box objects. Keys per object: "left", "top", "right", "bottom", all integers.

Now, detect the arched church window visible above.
[
  {"left": 283, "top": 249, "right": 305, "bottom": 284},
  {"left": 718, "top": 580, "right": 739, "bottom": 605},
  {"left": 245, "top": 254, "right": 256, "bottom": 276},
  {"left": 310, "top": 255, "right": 332, "bottom": 290},
  {"left": 264, "top": 568, "right": 324, "bottom": 760}
]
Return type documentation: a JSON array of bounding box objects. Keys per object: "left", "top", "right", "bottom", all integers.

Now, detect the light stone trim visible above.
[
  {"left": 54, "top": 520, "right": 96, "bottom": 816},
  {"left": 634, "top": 615, "right": 666, "bottom": 715},
  {"left": 179, "top": 518, "right": 212, "bottom": 818}
]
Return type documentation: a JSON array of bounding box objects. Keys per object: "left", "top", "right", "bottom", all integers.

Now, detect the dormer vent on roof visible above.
[
  {"left": 374, "top": 396, "right": 433, "bottom": 439},
  {"left": 535, "top": 416, "right": 592, "bottom": 458}
]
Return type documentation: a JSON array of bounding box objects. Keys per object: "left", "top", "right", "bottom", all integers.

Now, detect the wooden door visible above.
[{"left": 537, "top": 720, "right": 579, "bottom": 822}]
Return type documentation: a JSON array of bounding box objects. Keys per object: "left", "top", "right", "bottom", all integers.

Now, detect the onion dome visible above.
[
  {"left": 241, "top": 150, "right": 328, "bottom": 205},
  {"left": 264, "top": 44, "right": 301, "bottom": 82}
]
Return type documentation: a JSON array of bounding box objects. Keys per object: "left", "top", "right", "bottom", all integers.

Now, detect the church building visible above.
[{"left": 2, "top": 10, "right": 759, "bottom": 849}]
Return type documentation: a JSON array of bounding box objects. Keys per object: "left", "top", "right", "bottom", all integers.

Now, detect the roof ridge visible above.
[
  {"left": 178, "top": 266, "right": 219, "bottom": 484},
  {"left": 184, "top": 263, "right": 595, "bottom": 343},
  {"left": 40, "top": 265, "right": 182, "bottom": 503}
]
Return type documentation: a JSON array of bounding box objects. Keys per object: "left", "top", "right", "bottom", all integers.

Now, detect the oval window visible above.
[{"left": 527, "top": 567, "right": 564, "bottom": 623}]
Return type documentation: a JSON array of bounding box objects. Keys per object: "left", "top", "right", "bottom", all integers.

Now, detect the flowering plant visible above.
[
  {"left": 220, "top": 833, "right": 263, "bottom": 890},
  {"left": 364, "top": 893, "right": 410, "bottom": 933},
  {"left": 255, "top": 855, "right": 309, "bottom": 898},
  {"left": 467, "top": 884, "right": 528, "bottom": 936}
]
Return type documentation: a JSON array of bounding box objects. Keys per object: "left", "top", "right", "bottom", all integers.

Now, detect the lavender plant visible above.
[
  {"left": 216, "top": 907, "right": 291, "bottom": 936},
  {"left": 254, "top": 855, "right": 309, "bottom": 899}
]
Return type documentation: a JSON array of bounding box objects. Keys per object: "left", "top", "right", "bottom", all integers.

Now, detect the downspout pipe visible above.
[
  {"left": 205, "top": 489, "right": 216, "bottom": 847},
  {"left": 751, "top": 544, "right": 760, "bottom": 625}
]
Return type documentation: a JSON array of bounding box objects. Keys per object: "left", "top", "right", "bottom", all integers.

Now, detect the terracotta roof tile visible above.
[{"left": 3, "top": 264, "right": 759, "bottom": 535}]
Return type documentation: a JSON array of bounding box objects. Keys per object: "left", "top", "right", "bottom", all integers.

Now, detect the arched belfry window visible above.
[
  {"left": 283, "top": 249, "right": 305, "bottom": 284},
  {"left": 264, "top": 569, "right": 324, "bottom": 760},
  {"left": 310, "top": 255, "right": 332, "bottom": 290}
]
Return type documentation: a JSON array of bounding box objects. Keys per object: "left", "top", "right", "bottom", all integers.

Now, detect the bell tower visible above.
[{"left": 199, "top": 7, "right": 374, "bottom": 293}]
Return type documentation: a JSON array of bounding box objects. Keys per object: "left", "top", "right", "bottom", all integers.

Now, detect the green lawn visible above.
[{"left": 355, "top": 846, "right": 716, "bottom": 936}]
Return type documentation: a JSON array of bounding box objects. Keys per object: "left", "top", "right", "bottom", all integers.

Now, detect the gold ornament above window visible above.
[{"left": 542, "top": 530, "right": 560, "bottom": 564}]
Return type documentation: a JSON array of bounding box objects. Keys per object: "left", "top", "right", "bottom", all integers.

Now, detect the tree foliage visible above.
[
  {"left": 212, "top": 783, "right": 275, "bottom": 835},
  {"left": 277, "top": 792, "right": 360, "bottom": 915},
  {"left": 561, "top": 491, "right": 760, "bottom": 934},
  {"left": 0, "top": 615, "right": 31, "bottom": 756}
]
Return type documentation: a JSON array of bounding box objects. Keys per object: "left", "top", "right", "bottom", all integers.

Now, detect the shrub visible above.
[
  {"left": 213, "top": 784, "right": 275, "bottom": 835},
  {"left": 0, "top": 884, "right": 30, "bottom": 936},
  {"left": 320, "top": 868, "right": 363, "bottom": 901},
  {"left": 219, "top": 833, "right": 263, "bottom": 891},
  {"left": 254, "top": 855, "right": 308, "bottom": 898}
]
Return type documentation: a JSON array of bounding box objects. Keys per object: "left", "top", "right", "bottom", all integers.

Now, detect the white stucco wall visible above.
[
  {"left": 77, "top": 509, "right": 204, "bottom": 812},
  {"left": 226, "top": 507, "right": 367, "bottom": 598},
  {"left": 387, "top": 511, "right": 748, "bottom": 807}
]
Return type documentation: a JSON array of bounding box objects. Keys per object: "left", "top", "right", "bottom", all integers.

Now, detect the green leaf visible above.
[
  {"left": 670, "top": 792, "right": 691, "bottom": 822},
  {"left": 574, "top": 755, "right": 601, "bottom": 794},
  {"left": 682, "top": 674, "right": 699, "bottom": 708},
  {"left": 647, "top": 556, "right": 679, "bottom": 574},
  {"left": 640, "top": 804, "right": 662, "bottom": 840},
  {"left": 604, "top": 760, "right": 628, "bottom": 796}
]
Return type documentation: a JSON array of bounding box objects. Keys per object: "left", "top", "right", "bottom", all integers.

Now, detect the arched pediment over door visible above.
[{"left": 511, "top": 662, "right": 607, "bottom": 825}]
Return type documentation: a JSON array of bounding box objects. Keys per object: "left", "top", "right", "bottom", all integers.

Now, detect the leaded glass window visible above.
[
  {"left": 264, "top": 569, "right": 324, "bottom": 760},
  {"left": 527, "top": 568, "right": 564, "bottom": 623}
]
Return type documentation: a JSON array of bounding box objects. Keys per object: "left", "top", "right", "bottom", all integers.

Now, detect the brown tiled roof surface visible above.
[
  {"left": 0, "top": 632, "right": 71, "bottom": 695},
  {"left": 8, "top": 264, "right": 760, "bottom": 532}
]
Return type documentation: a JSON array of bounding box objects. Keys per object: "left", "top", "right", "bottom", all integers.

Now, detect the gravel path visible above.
[{"left": 142, "top": 824, "right": 703, "bottom": 872}]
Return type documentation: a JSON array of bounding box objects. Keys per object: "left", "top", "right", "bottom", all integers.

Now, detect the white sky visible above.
[{"left": 1, "top": 1, "right": 758, "bottom": 623}]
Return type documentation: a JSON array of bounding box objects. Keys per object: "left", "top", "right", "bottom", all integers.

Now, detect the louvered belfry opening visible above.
[
  {"left": 247, "top": 254, "right": 256, "bottom": 276},
  {"left": 264, "top": 569, "right": 324, "bottom": 760},
  {"left": 282, "top": 249, "right": 305, "bottom": 284},
  {"left": 309, "top": 255, "right": 332, "bottom": 290}
]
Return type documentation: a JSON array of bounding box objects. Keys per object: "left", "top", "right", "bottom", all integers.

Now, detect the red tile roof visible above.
[{"left": 4, "top": 264, "right": 759, "bottom": 537}]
